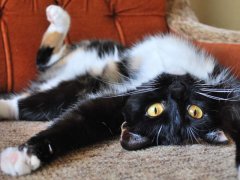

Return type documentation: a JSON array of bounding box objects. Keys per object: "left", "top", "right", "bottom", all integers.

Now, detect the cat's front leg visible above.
[
  {"left": 0, "top": 147, "right": 41, "bottom": 176},
  {"left": 0, "top": 96, "right": 126, "bottom": 176}
]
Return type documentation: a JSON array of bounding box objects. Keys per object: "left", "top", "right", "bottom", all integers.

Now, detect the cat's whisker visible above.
[
  {"left": 191, "top": 126, "right": 205, "bottom": 132},
  {"left": 91, "top": 76, "right": 125, "bottom": 86},
  {"left": 104, "top": 88, "right": 158, "bottom": 98},
  {"left": 57, "top": 103, "right": 64, "bottom": 110},
  {"left": 185, "top": 128, "right": 190, "bottom": 143},
  {"left": 189, "top": 127, "right": 200, "bottom": 144},
  {"left": 138, "top": 84, "right": 156, "bottom": 88},
  {"left": 199, "top": 88, "right": 236, "bottom": 93},
  {"left": 196, "top": 92, "right": 240, "bottom": 101},
  {"left": 194, "top": 74, "right": 238, "bottom": 87},
  {"left": 186, "top": 128, "right": 194, "bottom": 144},
  {"left": 116, "top": 71, "right": 132, "bottom": 82},
  {"left": 41, "top": 111, "right": 51, "bottom": 121},
  {"left": 156, "top": 125, "right": 163, "bottom": 146}
]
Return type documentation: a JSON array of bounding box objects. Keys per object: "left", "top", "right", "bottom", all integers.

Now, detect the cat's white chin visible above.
[{"left": 0, "top": 147, "right": 41, "bottom": 176}]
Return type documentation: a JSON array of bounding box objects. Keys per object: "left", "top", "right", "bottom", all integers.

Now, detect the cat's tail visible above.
[{"left": 36, "top": 5, "right": 70, "bottom": 71}]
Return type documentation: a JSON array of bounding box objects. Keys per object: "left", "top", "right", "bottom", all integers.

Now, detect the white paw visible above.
[
  {"left": 0, "top": 147, "right": 41, "bottom": 176},
  {"left": 205, "top": 130, "right": 229, "bottom": 144},
  {"left": 0, "top": 99, "right": 18, "bottom": 120},
  {"left": 46, "top": 5, "right": 70, "bottom": 33}
]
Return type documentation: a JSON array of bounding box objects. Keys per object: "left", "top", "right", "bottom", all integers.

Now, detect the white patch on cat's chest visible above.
[{"left": 129, "top": 35, "right": 216, "bottom": 83}]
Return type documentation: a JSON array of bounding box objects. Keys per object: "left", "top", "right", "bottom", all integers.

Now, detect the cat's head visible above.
[{"left": 120, "top": 72, "right": 236, "bottom": 150}]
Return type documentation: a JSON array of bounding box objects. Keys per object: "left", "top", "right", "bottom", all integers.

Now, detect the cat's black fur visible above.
[
  {"left": 19, "top": 74, "right": 110, "bottom": 121},
  {"left": 1, "top": 5, "right": 240, "bottom": 177}
]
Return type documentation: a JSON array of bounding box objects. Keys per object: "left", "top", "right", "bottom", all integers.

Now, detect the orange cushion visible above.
[
  {"left": 0, "top": 0, "right": 167, "bottom": 93},
  {"left": 0, "top": 0, "right": 54, "bottom": 93},
  {"left": 196, "top": 42, "right": 240, "bottom": 77}
]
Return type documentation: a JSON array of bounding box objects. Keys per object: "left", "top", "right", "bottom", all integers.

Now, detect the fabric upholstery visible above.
[{"left": 0, "top": 0, "right": 167, "bottom": 93}]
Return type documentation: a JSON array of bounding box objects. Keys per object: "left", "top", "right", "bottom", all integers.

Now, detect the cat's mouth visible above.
[{"left": 120, "top": 121, "right": 152, "bottom": 150}]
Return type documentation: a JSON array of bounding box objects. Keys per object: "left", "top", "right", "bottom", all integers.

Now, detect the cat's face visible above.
[{"left": 120, "top": 74, "right": 222, "bottom": 150}]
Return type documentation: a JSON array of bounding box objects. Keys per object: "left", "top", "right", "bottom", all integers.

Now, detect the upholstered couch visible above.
[{"left": 0, "top": 0, "right": 239, "bottom": 179}]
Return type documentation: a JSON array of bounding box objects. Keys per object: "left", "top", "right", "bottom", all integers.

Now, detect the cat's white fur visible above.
[
  {"left": 129, "top": 35, "right": 216, "bottom": 83},
  {"left": 46, "top": 5, "right": 70, "bottom": 34},
  {"left": 0, "top": 5, "right": 227, "bottom": 176},
  {"left": 39, "top": 47, "right": 122, "bottom": 91}
]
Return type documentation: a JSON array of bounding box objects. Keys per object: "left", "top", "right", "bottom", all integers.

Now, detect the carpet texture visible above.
[{"left": 0, "top": 121, "right": 237, "bottom": 180}]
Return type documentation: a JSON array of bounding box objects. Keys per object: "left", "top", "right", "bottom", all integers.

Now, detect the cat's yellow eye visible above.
[
  {"left": 146, "top": 103, "right": 164, "bottom": 117},
  {"left": 187, "top": 105, "right": 203, "bottom": 119}
]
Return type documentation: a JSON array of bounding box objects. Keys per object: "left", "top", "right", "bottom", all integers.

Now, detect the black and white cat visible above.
[{"left": 0, "top": 5, "right": 240, "bottom": 177}]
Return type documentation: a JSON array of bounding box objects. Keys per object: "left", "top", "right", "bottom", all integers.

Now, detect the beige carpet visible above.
[{"left": 0, "top": 121, "right": 237, "bottom": 180}]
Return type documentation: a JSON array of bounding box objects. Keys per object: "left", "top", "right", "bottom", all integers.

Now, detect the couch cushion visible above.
[
  {"left": 0, "top": 0, "right": 167, "bottom": 93},
  {"left": 0, "top": 0, "right": 55, "bottom": 93}
]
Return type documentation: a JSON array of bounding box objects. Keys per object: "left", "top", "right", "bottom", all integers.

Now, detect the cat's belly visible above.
[{"left": 38, "top": 48, "right": 122, "bottom": 91}]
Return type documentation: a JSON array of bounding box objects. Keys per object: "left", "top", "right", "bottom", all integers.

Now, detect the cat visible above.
[{"left": 0, "top": 5, "right": 240, "bottom": 177}]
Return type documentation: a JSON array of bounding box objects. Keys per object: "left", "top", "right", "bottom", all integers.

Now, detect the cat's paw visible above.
[
  {"left": 46, "top": 5, "right": 70, "bottom": 33},
  {"left": 0, "top": 147, "right": 40, "bottom": 176},
  {"left": 0, "top": 99, "right": 18, "bottom": 120},
  {"left": 204, "top": 130, "right": 229, "bottom": 144}
]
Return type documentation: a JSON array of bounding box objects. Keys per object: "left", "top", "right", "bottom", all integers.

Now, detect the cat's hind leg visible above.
[
  {"left": 0, "top": 99, "right": 18, "bottom": 120},
  {"left": 37, "top": 5, "right": 70, "bottom": 70},
  {"left": 0, "top": 94, "right": 29, "bottom": 120}
]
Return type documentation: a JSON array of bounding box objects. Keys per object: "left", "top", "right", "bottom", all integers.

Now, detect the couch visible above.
[{"left": 0, "top": 0, "right": 239, "bottom": 179}]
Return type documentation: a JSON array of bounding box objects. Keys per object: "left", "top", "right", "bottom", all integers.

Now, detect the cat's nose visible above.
[{"left": 169, "top": 81, "right": 187, "bottom": 100}]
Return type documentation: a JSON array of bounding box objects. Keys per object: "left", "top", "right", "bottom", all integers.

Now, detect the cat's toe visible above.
[
  {"left": 46, "top": 5, "right": 70, "bottom": 32},
  {"left": 0, "top": 147, "right": 41, "bottom": 176}
]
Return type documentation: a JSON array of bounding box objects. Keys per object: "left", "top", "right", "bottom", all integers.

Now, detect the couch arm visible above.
[{"left": 167, "top": 0, "right": 240, "bottom": 43}]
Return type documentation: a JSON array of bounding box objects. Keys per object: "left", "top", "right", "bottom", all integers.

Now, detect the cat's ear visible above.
[
  {"left": 120, "top": 122, "right": 151, "bottom": 150},
  {"left": 202, "top": 130, "right": 229, "bottom": 144}
]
